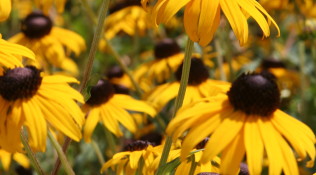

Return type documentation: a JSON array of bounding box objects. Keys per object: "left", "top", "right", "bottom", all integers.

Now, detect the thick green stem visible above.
[
  {"left": 155, "top": 38, "right": 194, "bottom": 175},
  {"left": 105, "top": 37, "right": 144, "bottom": 95},
  {"left": 91, "top": 140, "right": 105, "bottom": 165},
  {"left": 188, "top": 155, "right": 197, "bottom": 175},
  {"left": 79, "top": 0, "right": 110, "bottom": 94},
  {"left": 20, "top": 130, "right": 44, "bottom": 175},
  {"left": 48, "top": 131, "right": 75, "bottom": 175}
]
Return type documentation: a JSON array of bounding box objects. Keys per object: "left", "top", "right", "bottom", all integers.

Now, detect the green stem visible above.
[
  {"left": 155, "top": 38, "right": 194, "bottom": 175},
  {"left": 48, "top": 131, "right": 75, "bottom": 175},
  {"left": 91, "top": 140, "right": 105, "bottom": 165},
  {"left": 20, "top": 130, "right": 44, "bottom": 175},
  {"left": 80, "top": 0, "right": 98, "bottom": 25},
  {"left": 188, "top": 155, "right": 197, "bottom": 175},
  {"left": 51, "top": 137, "right": 72, "bottom": 175},
  {"left": 105, "top": 37, "right": 144, "bottom": 95},
  {"left": 79, "top": 0, "right": 110, "bottom": 94},
  {"left": 52, "top": 1, "right": 110, "bottom": 174}
]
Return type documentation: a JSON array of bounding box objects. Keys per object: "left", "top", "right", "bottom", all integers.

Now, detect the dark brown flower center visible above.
[
  {"left": 86, "top": 79, "right": 115, "bottom": 106},
  {"left": 21, "top": 12, "right": 53, "bottom": 39},
  {"left": 227, "top": 72, "right": 280, "bottom": 117},
  {"left": 154, "top": 38, "right": 181, "bottom": 59},
  {"left": 175, "top": 58, "right": 209, "bottom": 85},
  {"left": 0, "top": 66, "right": 42, "bottom": 101},
  {"left": 109, "top": 0, "right": 141, "bottom": 14},
  {"left": 124, "top": 140, "right": 153, "bottom": 152}
]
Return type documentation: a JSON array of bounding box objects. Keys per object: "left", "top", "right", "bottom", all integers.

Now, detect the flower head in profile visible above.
[
  {"left": 83, "top": 79, "right": 156, "bottom": 142},
  {"left": 143, "top": 0, "right": 280, "bottom": 46},
  {"left": 9, "top": 12, "right": 85, "bottom": 75},
  {"left": 134, "top": 38, "right": 184, "bottom": 91},
  {"left": 0, "top": 0, "right": 11, "bottom": 21},
  {"left": 0, "top": 149, "right": 30, "bottom": 172},
  {"left": 101, "top": 140, "right": 156, "bottom": 175},
  {"left": 146, "top": 57, "right": 230, "bottom": 111},
  {"left": 0, "top": 66, "right": 84, "bottom": 152},
  {"left": 0, "top": 34, "right": 35, "bottom": 69},
  {"left": 167, "top": 72, "right": 315, "bottom": 174}
]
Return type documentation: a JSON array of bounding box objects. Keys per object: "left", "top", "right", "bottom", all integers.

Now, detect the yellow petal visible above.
[
  {"left": 201, "top": 110, "right": 246, "bottom": 163},
  {"left": 244, "top": 117, "right": 264, "bottom": 175},
  {"left": 112, "top": 94, "right": 156, "bottom": 117},
  {"left": 22, "top": 99, "right": 47, "bottom": 152},
  {"left": 84, "top": 108, "right": 100, "bottom": 142}
]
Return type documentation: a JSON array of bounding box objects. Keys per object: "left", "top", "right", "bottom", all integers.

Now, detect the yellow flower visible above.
[
  {"left": 146, "top": 58, "right": 230, "bottom": 111},
  {"left": 0, "top": 149, "right": 29, "bottom": 171},
  {"left": 167, "top": 72, "right": 315, "bottom": 174},
  {"left": 0, "top": 34, "right": 35, "bottom": 69},
  {"left": 143, "top": 0, "right": 280, "bottom": 46},
  {"left": 101, "top": 140, "right": 157, "bottom": 175},
  {"left": 0, "top": 0, "right": 11, "bottom": 22},
  {"left": 83, "top": 79, "right": 156, "bottom": 142},
  {"left": 133, "top": 38, "right": 184, "bottom": 91},
  {"left": 9, "top": 12, "right": 85, "bottom": 75},
  {"left": 0, "top": 66, "right": 84, "bottom": 152},
  {"left": 99, "top": 0, "right": 152, "bottom": 51}
]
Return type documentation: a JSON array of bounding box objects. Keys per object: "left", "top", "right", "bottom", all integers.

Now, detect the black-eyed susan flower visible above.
[
  {"left": 101, "top": 140, "right": 156, "bottom": 175},
  {"left": 0, "top": 34, "right": 35, "bottom": 69},
  {"left": 0, "top": 0, "right": 11, "bottom": 21},
  {"left": 146, "top": 57, "right": 230, "bottom": 111},
  {"left": 0, "top": 149, "right": 29, "bottom": 171},
  {"left": 9, "top": 12, "right": 85, "bottom": 75},
  {"left": 167, "top": 72, "right": 315, "bottom": 175},
  {"left": 133, "top": 38, "right": 184, "bottom": 91},
  {"left": 99, "top": 0, "right": 152, "bottom": 51},
  {"left": 143, "top": 0, "right": 280, "bottom": 46},
  {"left": 83, "top": 79, "right": 156, "bottom": 142},
  {"left": 0, "top": 66, "right": 84, "bottom": 152}
]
